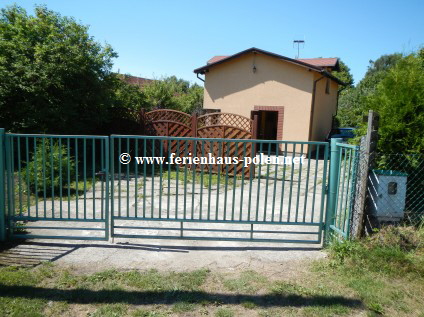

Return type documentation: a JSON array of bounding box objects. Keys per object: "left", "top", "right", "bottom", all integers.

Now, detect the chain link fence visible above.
[
  {"left": 350, "top": 136, "right": 424, "bottom": 238},
  {"left": 367, "top": 153, "right": 424, "bottom": 226}
]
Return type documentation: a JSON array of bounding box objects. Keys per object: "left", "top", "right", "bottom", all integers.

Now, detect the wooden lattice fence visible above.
[{"left": 140, "top": 109, "right": 257, "bottom": 176}]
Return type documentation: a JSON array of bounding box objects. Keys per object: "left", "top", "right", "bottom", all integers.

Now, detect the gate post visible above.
[
  {"left": 0, "top": 128, "right": 6, "bottom": 241},
  {"left": 324, "top": 138, "right": 342, "bottom": 245}
]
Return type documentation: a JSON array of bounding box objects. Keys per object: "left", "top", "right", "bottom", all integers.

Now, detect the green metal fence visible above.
[
  {"left": 0, "top": 132, "right": 366, "bottom": 245},
  {"left": 326, "top": 139, "right": 359, "bottom": 241},
  {"left": 4, "top": 133, "right": 109, "bottom": 240},
  {"left": 110, "top": 135, "right": 329, "bottom": 244}
]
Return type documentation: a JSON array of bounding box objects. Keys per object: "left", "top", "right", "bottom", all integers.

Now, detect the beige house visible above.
[{"left": 194, "top": 48, "right": 345, "bottom": 144}]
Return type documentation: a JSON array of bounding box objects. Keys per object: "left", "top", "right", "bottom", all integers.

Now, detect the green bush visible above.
[{"left": 21, "top": 140, "right": 76, "bottom": 195}]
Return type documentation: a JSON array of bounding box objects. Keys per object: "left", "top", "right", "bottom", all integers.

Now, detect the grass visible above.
[
  {"left": 1, "top": 226, "right": 423, "bottom": 316},
  {"left": 13, "top": 174, "right": 96, "bottom": 215},
  {"left": 161, "top": 170, "right": 242, "bottom": 188}
]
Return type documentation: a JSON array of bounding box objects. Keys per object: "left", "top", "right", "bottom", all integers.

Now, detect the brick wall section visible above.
[{"left": 253, "top": 106, "right": 285, "bottom": 140}]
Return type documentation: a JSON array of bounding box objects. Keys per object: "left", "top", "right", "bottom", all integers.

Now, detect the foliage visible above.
[
  {"left": 143, "top": 76, "right": 203, "bottom": 113},
  {"left": 21, "top": 140, "right": 76, "bottom": 195},
  {"left": 0, "top": 5, "right": 121, "bottom": 134},
  {"left": 336, "top": 53, "right": 403, "bottom": 127},
  {"left": 329, "top": 226, "right": 424, "bottom": 277},
  {"left": 331, "top": 59, "right": 354, "bottom": 89},
  {"left": 361, "top": 52, "right": 424, "bottom": 154}
]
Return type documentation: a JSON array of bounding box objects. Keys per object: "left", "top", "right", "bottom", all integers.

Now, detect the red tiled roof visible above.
[
  {"left": 119, "top": 74, "right": 153, "bottom": 88},
  {"left": 297, "top": 58, "right": 339, "bottom": 68},
  {"left": 207, "top": 56, "right": 229, "bottom": 64},
  {"left": 194, "top": 48, "right": 345, "bottom": 85},
  {"left": 204, "top": 54, "right": 339, "bottom": 71}
]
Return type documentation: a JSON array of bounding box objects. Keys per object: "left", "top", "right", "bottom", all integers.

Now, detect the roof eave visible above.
[{"left": 194, "top": 48, "right": 346, "bottom": 85}]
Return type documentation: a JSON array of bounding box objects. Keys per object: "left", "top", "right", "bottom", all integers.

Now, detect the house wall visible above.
[
  {"left": 310, "top": 74, "right": 339, "bottom": 142},
  {"left": 203, "top": 52, "right": 315, "bottom": 142}
]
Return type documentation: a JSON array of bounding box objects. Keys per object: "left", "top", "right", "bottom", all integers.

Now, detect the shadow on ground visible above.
[
  {"left": 0, "top": 240, "right": 321, "bottom": 267},
  {"left": 0, "top": 284, "right": 363, "bottom": 309}
]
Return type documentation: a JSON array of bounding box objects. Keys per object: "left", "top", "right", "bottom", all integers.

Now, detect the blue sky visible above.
[{"left": 4, "top": 0, "right": 424, "bottom": 85}]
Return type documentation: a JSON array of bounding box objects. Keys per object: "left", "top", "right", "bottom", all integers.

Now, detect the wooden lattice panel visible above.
[
  {"left": 140, "top": 110, "right": 256, "bottom": 177},
  {"left": 142, "top": 110, "right": 193, "bottom": 157},
  {"left": 145, "top": 109, "right": 192, "bottom": 127},
  {"left": 197, "top": 113, "right": 252, "bottom": 132}
]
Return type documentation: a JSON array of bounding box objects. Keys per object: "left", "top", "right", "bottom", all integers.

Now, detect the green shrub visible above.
[{"left": 21, "top": 140, "right": 76, "bottom": 195}]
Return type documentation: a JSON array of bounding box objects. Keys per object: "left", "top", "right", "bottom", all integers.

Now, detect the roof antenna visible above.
[{"left": 293, "top": 39, "right": 305, "bottom": 59}]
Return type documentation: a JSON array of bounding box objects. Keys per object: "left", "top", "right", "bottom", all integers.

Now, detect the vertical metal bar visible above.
[
  {"left": 345, "top": 147, "right": 359, "bottom": 239},
  {"left": 199, "top": 139, "right": 205, "bottom": 220},
  {"left": 118, "top": 138, "right": 121, "bottom": 217},
  {"left": 324, "top": 138, "right": 341, "bottom": 245},
  {"left": 159, "top": 139, "right": 163, "bottom": 218},
  {"left": 207, "top": 140, "right": 213, "bottom": 221},
  {"left": 126, "top": 138, "right": 130, "bottom": 218},
  {"left": 50, "top": 138, "right": 54, "bottom": 218},
  {"left": 342, "top": 148, "right": 353, "bottom": 234},
  {"left": 287, "top": 143, "right": 296, "bottom": 222},
  {"left": 143, "top": 138, "right": 147, "bottom": 218},
  {"left": 302, "top": 145, "right": 312, "bottom": 222},
  {"left": 25, "top": 137, "right": 30, "bottom": 217},
  {"left": 310, "top": 145, "right": 320, "bottom": 222},
  {"left": 239, "top": 142, "right": 247, "bottom": 221},
  {"left": 5, "top": 134, "right": 14, "bottom": 238},
  {"left": 41, "top": 138, "right": 46, "bottom": 217},
  {"left": 215, "top": 140, "right": 223, "bottom": 220},
  {"left": 75, "top": 138, "right": 79, "bottom": 219},
  {"left": 336, "top": 147, "right": 346, "bottom": 230},
  {"left": 191, "top": 138, "right": 197, "bottom": 219},
  {"left": 231, "top": 142, "right": 238, "bottom": 221},
  {"left": 151, "top": 139, "right": 155, "bottom": 218},
  {"left": 101, "top": 140, "right": 104, "bottom": 219},
  {"left": 135, "top": 139, "right": 139, "bottom": 218},
  {"left": 109, "top": 137, "right": 114, "bottom": 238},
  {"left": 255, "top": 142, "right": 263, "bottom": 221},
  {"left": 34, "top": 138, "right": 39, "bottom": 218},
  {"left": 92, "top": 138, "right": 95, "bottom": 219},
  {"left": 223, "top": 139, "right": 231, "bottom": 221},
  {"left": 175, "top": 139, "right": 179, "bottom": 219},
  {"left": 279, "top": 143, "right": 288, "bottom": 222},
  {"left": 83, "top": 138, "right": 87, "bottom": 219},
  {"left": 67, "top": 138, "right": 70, "bottom": 218},
  {"left": 10, "top": 137, "right": 15, "bottom": 234},
  {"left": 183, "top": 139, "right": 189, "bottom": 220},
  {"left": 59, "top": 138, "right": 63, "bottom": 219},
  {"left": 317, "top": 143, "right": 328, "bottom": 244},
  {"left": 295, "top": 144, "right": 304, "bottom": 222},
  {"left": 0, "top": 129, "right": 6, "bottom": 241},
  {"left": 17, "top": 137, "right": 23, "bottom": 217},
  {"left": 247, "top": 141, "right": 255, "bottom": 222},
  {"left": 271, "top": 142, "right": 279, "bottom": 222},
  {"left": 166, "top": 138, "right": 170, "bottom": 219},
  {"left": 263, "top": 142, "right": 272, "bottom": 221},
  {"left": 105, "top": 137, "right": 110, "bottom": 240}
]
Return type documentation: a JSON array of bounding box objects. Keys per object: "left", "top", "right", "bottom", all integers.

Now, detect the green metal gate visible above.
[
  {"left": 1, "top": 132, "right": 109, "bottom": 240},
  {"left": 325, "top": 139, "right": 359, "bottom": 241},
  {"left": 110, "top": 135, "right": 329, "bottom": 244},
  {"left": 0, "top": 131, "right": 361, "bottom": 244}
]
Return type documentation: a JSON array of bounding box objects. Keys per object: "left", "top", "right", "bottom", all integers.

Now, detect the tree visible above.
[
  {"left": 0, "top": 5, "right": 125, "bottom": 134},
  {"left": 142, "top": 76, "right": 203, "bottom": 113},
  {"left": 336, "top": 54, "right": 403, "bottom": 127},
  {"left": 362, "top": 52, "right": 424, "bottom": 154},
  {"left": 332, "top": 60, "right": 354, "bottom": 89}
]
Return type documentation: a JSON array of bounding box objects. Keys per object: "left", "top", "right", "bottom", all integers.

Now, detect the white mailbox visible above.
[{"left": 368, "top": 170, "right": 408, "bottom": 221}]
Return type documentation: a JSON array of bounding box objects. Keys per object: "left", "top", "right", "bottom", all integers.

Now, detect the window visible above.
[{"left": 325, "top": 78, "right": 330, "bottom": 94}]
